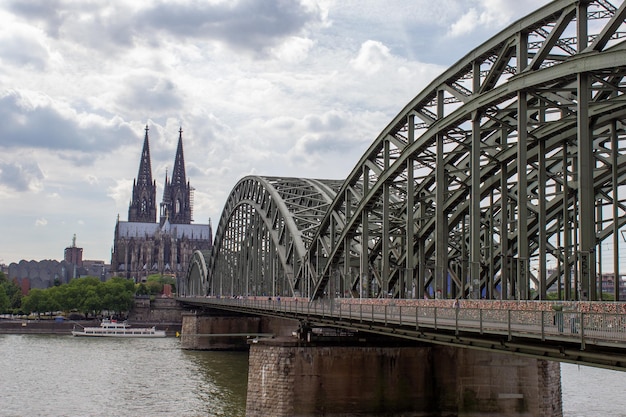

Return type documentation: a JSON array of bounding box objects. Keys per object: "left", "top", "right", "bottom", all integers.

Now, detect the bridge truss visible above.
[{"left": 187, "top": 0, "right": 626, "bottom": 302}]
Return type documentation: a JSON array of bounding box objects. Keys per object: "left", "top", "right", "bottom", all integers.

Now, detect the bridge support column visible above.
[
  {"left": 180, "top": 312, "right": 262, "bottom": 350},
  {"left": 246, "top": 339, "right": 562, "bottom": 417}
]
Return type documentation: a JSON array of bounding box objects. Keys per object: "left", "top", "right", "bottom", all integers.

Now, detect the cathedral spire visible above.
[
  {"left": 128, "top": 125, "right": 157, "bottom": 223},
  {"left": 160, "top": 126, "right": 192, "bottom": 225},
  {"left": 137, "top": 125, "right": 153, "bottom": 186},
  {"left": 171, "top": 127, "right": 187, "bottom": 188}
]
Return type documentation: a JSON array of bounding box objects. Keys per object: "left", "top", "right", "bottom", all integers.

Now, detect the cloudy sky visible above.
[{"left": 0, "top": 0, "right": 551, "bottom": 265}]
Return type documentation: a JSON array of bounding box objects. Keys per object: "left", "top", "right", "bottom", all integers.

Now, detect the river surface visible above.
[{"left": 0, "top": 334, "right": 624, "bottom": 416}]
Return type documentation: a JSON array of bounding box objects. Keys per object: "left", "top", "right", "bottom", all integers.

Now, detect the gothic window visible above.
[
  {"left": 141, "top": 198, "right": 147, "bottom": 213},
  {"left": 175, "top": 199, "right": 181, "bottom": 214}
]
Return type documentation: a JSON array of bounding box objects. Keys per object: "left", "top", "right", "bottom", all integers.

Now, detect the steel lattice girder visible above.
[
  {"left": 190, "top": 0, "right": 626, "bottom": 302},
  {"left": 298, "top": 0, "right": 626, "bottom": 301},
  {"left": 203, "top": 176, "right": 342, "bottom": 297}
]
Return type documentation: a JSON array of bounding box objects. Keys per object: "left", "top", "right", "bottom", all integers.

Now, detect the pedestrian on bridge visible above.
[{"left": 453, "top": 298, "right": 461, "bottom": 322}]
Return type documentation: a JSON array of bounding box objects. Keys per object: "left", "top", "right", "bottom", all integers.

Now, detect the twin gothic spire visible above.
[
  {"left": 128, "top": 125, "right": 156, "bottom": 223},
  {"left": 128, "top": 125, "right": 193, "bottom": 225}
]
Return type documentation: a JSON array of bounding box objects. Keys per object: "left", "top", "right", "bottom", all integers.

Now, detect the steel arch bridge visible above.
[{"left": 186, "top": 0, "right": 626, "bottom": 302}]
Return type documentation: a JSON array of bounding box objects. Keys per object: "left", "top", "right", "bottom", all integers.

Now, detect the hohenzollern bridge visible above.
[{"left": 184, "top": 0, "right": 626, "bottom": 305}]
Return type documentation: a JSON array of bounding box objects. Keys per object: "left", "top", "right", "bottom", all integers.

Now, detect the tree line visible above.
[
  {"left": 0, "top": 271, "right": 21, "bottom": 314},
  {"left": 0, "top": 272, "right": 176, "bottom": 317}
]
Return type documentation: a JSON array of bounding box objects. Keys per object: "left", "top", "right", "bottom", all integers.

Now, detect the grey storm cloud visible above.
[
  {"left": 9, "top": 0, "right": 323, "bottom": 55},
  {"left": 0, "top": 33, "right": 49, "bottom": 71},
  {"left": 7, "top": 1, "right": 137, "bottom": 52},
  {"left": 186, "top": 163, "right": 205, "bottom": 179},
  {"left": 118, "top": 75, "right": 183, "bottom": 114},
  {"left": 139, "top": 0, "right": 323, "bottom": 52},
  {"left": 305, "top": 113, "right": 347, "bottom": 132},
  {"left": 6, "top": 0, "right": 65, "bottom": 37},
  {"left": 0, "top": 92, "right": 135, "bottom": 153},
  {"left": 301, "top": 132, "right": 365, "bottom": 155},
  {"left": 0, "top": 160, "right": 44, "bottom": 192}
]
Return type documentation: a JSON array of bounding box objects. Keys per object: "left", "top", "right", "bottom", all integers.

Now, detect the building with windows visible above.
[{"left": 111, "top": 126, "right": 212, "bottom": 283}]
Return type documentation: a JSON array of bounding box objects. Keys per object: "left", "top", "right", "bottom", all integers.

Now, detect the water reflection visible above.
[
  {"left": 183, "top": 350, "right": 249, "bottom": 417},
  {"left": 0, "top": 335, "right": 249, "bottom": 417}
]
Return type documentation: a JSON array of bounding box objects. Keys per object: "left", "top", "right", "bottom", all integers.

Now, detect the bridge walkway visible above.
[{"left": 179, "top": 296, "right": 626, "bottom": 371}]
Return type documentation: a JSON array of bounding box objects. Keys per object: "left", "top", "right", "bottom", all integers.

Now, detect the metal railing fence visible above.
[{"left": 182, "top": 297, "right": 626, "bottom": 349}]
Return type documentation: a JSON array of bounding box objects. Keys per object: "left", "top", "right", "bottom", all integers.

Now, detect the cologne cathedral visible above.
[{"left": 111, "top": 126, "right": 212, "bottom": 283}]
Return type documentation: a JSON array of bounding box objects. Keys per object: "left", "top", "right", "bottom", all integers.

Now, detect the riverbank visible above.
[
  {"left": 0, "top": 318, "right": 181, "bottom": 336},
  {"left": 0, "top": 319, "right": 90, "bottom": 335},
  {"left": 0, "top": 297, "right": 185, "bottom": 336}
]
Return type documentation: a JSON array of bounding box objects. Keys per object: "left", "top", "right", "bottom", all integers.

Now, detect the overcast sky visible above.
[{"left": 0, "top": 0, "right": 551, "bottom": 265}]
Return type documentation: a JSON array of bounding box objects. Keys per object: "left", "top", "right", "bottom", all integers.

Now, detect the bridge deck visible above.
[{"left": 179, "top": 296, "right": 626, "bottom": 371}]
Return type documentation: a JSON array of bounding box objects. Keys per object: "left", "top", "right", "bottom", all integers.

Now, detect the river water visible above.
[{"left": 0, "top": 334, "right": 624, "bottom": 417}]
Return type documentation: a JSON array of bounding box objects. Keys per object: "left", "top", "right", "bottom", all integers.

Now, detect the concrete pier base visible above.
[
  {"left": 246, "top": 338, "right": 562, "bottom": 417},
  {"left": 180, "top": 312, "right": 262, "bottom": 350},
  {"left": 180, "top": 312, "right": 299, "bottom": 350}
]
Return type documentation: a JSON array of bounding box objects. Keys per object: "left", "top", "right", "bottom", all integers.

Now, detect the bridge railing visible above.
[{"left": 184, "top": 297, "right": 626, "bottom": 348}]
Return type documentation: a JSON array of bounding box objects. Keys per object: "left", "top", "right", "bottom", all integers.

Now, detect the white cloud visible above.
[
  {"left": 446, "top": 0, "right": 550, "bottom": 38},
  {"left": 350, "top": 40, "right": 392, "bottom": 75},
  {"left": 271, "top": 36, "right": 316, "bottom": 63},
  {"left": 448, "top": 8, "right": 481, "bottom": 38},
  {"left": 107, "top": 178, "right": 133, "bottom": 212},
  {"left": 35, "top": 218, "right": 48, "bottom": 227}
]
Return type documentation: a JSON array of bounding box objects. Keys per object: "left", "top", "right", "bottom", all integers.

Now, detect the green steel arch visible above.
[
  {"left": 198, "top": 176, "right": 343, "bottom": 297},
  {"left": 188, "top": 0, "right": 626, "bottom": 302},
  {"left": 183, "top": 249, "right": 210, "bottom": 296}
]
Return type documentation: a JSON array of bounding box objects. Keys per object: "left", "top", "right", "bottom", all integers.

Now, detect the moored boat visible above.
[{"left": 71, "top": 319, "right": 166, "bottom": 338}]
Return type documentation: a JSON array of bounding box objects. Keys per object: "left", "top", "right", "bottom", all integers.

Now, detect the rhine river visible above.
[{"left": 0, "top": 335, "right": 625, "bottom": 417}]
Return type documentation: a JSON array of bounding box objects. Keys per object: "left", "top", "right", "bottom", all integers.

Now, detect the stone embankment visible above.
[
  {"left": 0, "top": 297, "right": 185, "bottom": 336},
  {"left": 127, "top": 297, "right": 184, "bottom": 335},
  {"left": 0, "top": 319, "right": 91, "bottom": 335}
]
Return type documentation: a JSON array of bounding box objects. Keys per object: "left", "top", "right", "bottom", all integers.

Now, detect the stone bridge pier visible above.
[
  {"left": 181, "top": 314, "right": 562, "bottom": 416},
  {"left": 246, "top": 338, "right": 562, "bottom": 417}
]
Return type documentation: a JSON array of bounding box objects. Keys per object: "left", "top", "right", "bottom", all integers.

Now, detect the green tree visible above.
[
  {"left": 145, "top": 280, "right": 163, "bottom": 295},
  {"left": 109, "top": 276, "right": 135, "bottom": 292},
  {"left": 0, "top": 272, "right": 22, "bottom": 313},
  {"left": 0, "top": 288, "right": 9, "bottom": 313},
  {"left": 145, "top": 273, "right": 162, "bottom": 282},
  {"left": 135, "top": 283, "right": 149, "bottom": 296},
  {"left": 49, "top": 285, "right": 68, "bottom": 312},
  {"left": 102, "top": 277, "right": 134, "bottom": 315},
  {"left": 21, "top": 288, "right": 43, "bottom": 317},
  {"left": 0, "top": 271, "right": 10, "bottom": 313},
  {"left": 17, "top": 276, "right": 136, "bottom": 319},
  {"left": 81, "top": 286, "right": 104, "bottom": 318},
  {"left": 145, "top": 274, "right": 176, "bottom": 294},
  {"left": 22, "top": 288, "right": 59, "bottom": 318},
  {"left": 54, "top": 277, "right": 102, "bottom": 313},
  {"left": 51, "top": 280, "right": 74, "bottom": 314}
]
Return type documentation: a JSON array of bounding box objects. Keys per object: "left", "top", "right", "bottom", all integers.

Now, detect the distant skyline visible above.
[{"left": 0, "top": 0, "right": 551, "bottom": 264}]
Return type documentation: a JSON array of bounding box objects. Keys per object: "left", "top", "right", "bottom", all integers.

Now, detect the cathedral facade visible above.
[{"left": 111, "top": 126, "right": 212, "bottom": 284}]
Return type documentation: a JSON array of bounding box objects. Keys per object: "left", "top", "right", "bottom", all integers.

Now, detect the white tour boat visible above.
[{"left": 71, "top": 319, "right": 166, "bottom": 338}]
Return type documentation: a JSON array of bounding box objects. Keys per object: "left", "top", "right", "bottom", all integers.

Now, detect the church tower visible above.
[
  {"left": 112, "top": 124, "right": 212, "bottom": 282},
  {"left": 128, "top": 125, "right": 157, "bottom": 223},
  {"left": 160, "top": 127, "right": 193, "bottom": 225}
]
